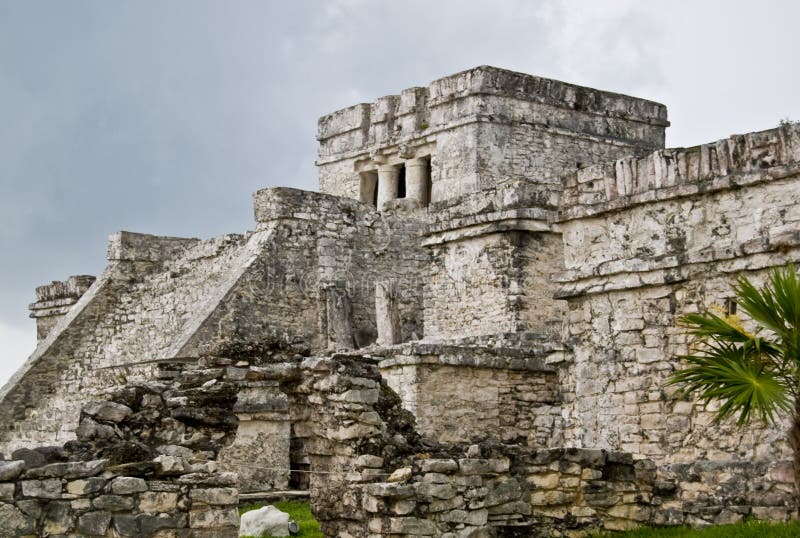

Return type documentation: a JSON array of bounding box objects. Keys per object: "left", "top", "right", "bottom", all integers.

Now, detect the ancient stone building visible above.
[{"left": 2, "top": 66, "right": 799, "bottom": 535}]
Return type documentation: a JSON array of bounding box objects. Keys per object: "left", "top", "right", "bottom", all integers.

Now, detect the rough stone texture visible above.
[
  {"left": 0, "top": 361, "right": 241, "bottom": 537},
  {"left": 318, "top": 65, "right": 666, "bottom": 204},
  {"left": 239, "top": 504, "right": 291, "bottom": 537},
  {"left": 552, "top": 125, "right": 800, "bottom": 466},
  {"left": 378, "top": 342, "right": 562, "bottom": 446},
  {"left": 3, "top": 66, "right": 800, "bottom": 535},
  {"left": 244, "top": 353, "right": 796, "bottom": 536},
  {"left": 28, "top": 274, "right": 96, "bottom": 342}
]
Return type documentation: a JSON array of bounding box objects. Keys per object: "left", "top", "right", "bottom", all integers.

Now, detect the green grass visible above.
[
  {"left": 590, "top": 520, "right": 800, "bottom": 538},
  {"left": 240, "top": 500, "right": 323, "bottom": 538},
  {"left": 237, "top": 506, "right": 800, "bottom": 538}
]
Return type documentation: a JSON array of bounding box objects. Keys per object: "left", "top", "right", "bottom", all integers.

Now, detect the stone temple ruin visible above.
[{"left": 2, "top": 65, "right": 800, "bottom": 536}]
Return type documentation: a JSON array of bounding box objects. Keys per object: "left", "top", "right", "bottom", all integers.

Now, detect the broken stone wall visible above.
[
  {"left": 0, "top": 461, "right": 239, "bottom": 538},
  {"left": 0, "top": 359, "right": 242, "bottom": 537},
  {"left": 258, "top": 352, "right": 796, "bottom": 536},
  {"left": 1, "top": 184, "right": 428, "bottom": 490}
]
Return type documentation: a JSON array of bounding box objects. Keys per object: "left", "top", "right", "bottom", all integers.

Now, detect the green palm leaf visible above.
[
  {"left": 669, "top": 263, "right": 800, "bottom": 428},
  {"left": 668, "top": 341, "right": 791, "bottom": 425}
]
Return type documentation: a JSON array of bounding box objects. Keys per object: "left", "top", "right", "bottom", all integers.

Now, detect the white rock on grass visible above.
[{"left": 239, "top": 505, "right": 290, "bottom": 537}]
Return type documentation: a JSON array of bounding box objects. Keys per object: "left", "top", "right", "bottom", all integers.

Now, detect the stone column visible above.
[
  {"left": 324, "top": 282, "right": 354, "bottom": 350},
  {"left": 405, "top": 157, "right": 429, "bottom": 207},
  {"left": 376, "top": 165, "right": 399, "bottom": 210},
  {"left": 375, "top": 281, "right": 401, "bottom": 346}
]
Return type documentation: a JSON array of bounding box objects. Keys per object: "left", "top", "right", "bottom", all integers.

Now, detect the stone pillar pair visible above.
[
  {"left": 324, "top": 280, "right": 403, "bottom": 350},
  {"left": 376, "top": 157, "right": 429, "bottom": 210}
]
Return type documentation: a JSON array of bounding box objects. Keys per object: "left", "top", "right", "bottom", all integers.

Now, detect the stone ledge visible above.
[
  {"left": 375, "top": 342, "right": 559, "bottom": 373},
  {"left": 554, "top": 244, "right": 800, "bottom": 298},
  {"left": 422, "top": 215, "right": 556, "bottom": 245},
  {"left": 318, "top": 66, "right": 667, "bottom": 141},
  {"left": 554, "top": 232, "right": 800, "bottom": 284},
  {"left": 106, "top": 231, "right": 200, "bottom": 262},
  {"left": 558, "top": 124, "right": 800, "bottom": 221}
]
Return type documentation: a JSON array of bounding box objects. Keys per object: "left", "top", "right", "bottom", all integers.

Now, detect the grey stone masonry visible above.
[
  {"left": 4, "top": 66, "right": 800, "bottom": 535},
  {"left": 0, "top": 359, "right": 241, "bottom": 538},
  {"left": 318, "top": 65, "right": 668, "bottom": 206},
  {"left": 28, "top": 275, "right": 95, "bottom": 341}
]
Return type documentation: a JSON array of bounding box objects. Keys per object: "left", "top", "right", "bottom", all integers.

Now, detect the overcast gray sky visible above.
[{"left": 1, "top": 0, "right": 799, "bottom": 384}]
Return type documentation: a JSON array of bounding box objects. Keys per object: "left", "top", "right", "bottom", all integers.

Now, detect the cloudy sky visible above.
[{"left": 1, "top": 0, "right": 799, "bottom": 384}]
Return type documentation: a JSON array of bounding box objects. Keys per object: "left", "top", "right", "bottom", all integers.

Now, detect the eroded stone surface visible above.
[{"left": 1, "top": 65, "right": 799, "bottom": 536}]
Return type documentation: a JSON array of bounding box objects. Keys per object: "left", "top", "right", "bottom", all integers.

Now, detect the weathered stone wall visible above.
[
  {"left": 251, "top": 187, "right": 428, "bottom": 348},
  {"left": 258, "top": 353, "right": 796, "bottom": 536},
  {"left": 0, "top": 231, "right": 259, "bottom": 453},
  {"left": 421, "top": 178, "right": 567, "bottom": 340},
  {"left": 424, "top": 231, "right": 565, "bottom": 340},
  {"left": 378, "top": 342, "right": 563, "bottom": 448},
  {"left": 554, "top": 124, "right": 800, "bottom": 465},
  {"left": 0, "top": 461, "right": 239, "bottom": 538},
  {"left": 317, "top": 66, "right": 667, "bottom": 206},
  {"left": 556, "top": 271, "right": 798, "bottom": 464},
  {"left": 0, "top": 359, "right": 241, "bottom": 537}
]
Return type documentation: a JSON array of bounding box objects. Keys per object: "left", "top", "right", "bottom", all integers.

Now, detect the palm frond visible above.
[
  {"left": 679, "top": 311, "right": 754, "bottom": 344},
  {"left": 668, "top": 341, "right": 791, "bottom": 426},
  {"left": 734, "top": 264, "right": 800, "bottom": 366}
]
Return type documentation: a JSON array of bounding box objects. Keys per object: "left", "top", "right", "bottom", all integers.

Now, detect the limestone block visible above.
[
  {"left": 458, "top": 458, "right": 510, "bottom": 475},
  {"left": 391, "top": 499, "right": 416, "bottom": 515},
  {"left": 238, "top": 505, "right": 289, "bottom": 537},
  {"left": 154, "top": 455, "right": 187, "bottom": 475},
  {"left": 24, "top": 459, "right": 107, "bottom": 480},
  {"left": 21, "top": 478, "right": 62, "bottom": 499},
  {"left": 93, "top": 494, "right": 136, "bottom": 512},
  {"left": 112, "top": 514, "right": 139, "bottom": 536},
  {"left": 486, "top": 500, "right": 531, "bottom": 516},
  {"left": 0, "top": 460, "right": 25, "bottom": 481},
  {"left": 362, "top": 494, "right": 384, "bottom": 513},
  {"left": 607, "top": 503, "right": 652, "bottom": 522},
  {"left": 388, "top": 516, "right": 437, "bottom": 535},
  {"left": 0, "top": 503, "right": 33, "bottom": 536},
  {"left": 415, "top": 482, "right": 457, "bottom": 500},
  {"left": 387, "top": 467, "right": 412, "bottom": 483},
  {"left": 356, "top": 454, "right": 385, "bottom": 468},
  {"left": 139, "top": 514, "right": 181, "bottom": 534},
  {"left": 42, "top": 501, "right": 72, "bottom": 535},
  {"left": 189, "top": 487, "right": 238, "bottom": 505},
  {"left": 78, "top": 511, "right": 112, "bottom": 536},
  {"left": 83, "top": 401, "right": 133, "bottom": 423},
  {"left": 190, "top": 506, "right": 239, "bottom": 529},
  {"left": 530, "top": 472, "right": 560, "bottom": 489},
  {"left": 67, "top": 477, "right": 106, "bottom": 495},
  {"left": 140, "top": 491, "right": 179, "bottom": 512},
  {"left": 418, "top": 459, "right": 458, "bottom": 474},
  {"left": 111, "top": 476, "right": 148, "bottom": 494}
]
